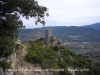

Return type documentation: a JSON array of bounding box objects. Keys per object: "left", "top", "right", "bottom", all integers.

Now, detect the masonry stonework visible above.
[{"left": 44, "top": 29, "right": 60, "bottom": 46}]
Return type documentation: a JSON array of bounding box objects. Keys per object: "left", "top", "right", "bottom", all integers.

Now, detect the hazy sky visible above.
[{"left": 21, "top": 0, "right": 100, "bottom": 28}]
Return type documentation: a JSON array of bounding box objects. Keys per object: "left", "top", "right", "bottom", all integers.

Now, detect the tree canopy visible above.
[
  {"left": 0, "top": 0, "right": 48, "bottom": 57},
  {"left": 0, "top": 0, "right": 49, "bottom": 25}
]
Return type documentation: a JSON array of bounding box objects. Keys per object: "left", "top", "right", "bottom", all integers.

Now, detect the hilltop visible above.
[
  {"left": 84, "top": 23, "right": 100, "bottom": 30},
  {"left": 25, "top": 38, "right": 100, "bottom": 75}
]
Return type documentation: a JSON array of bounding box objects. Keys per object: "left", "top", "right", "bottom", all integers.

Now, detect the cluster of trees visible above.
[
  {"left": 0, "top": 0, "right": 48, "bottom": 57},
  {"left": 26, "top": 39, "right": 100, "bottom": 75}
]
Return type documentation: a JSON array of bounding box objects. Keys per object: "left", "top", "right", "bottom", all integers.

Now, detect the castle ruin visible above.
[
  {"left": 44, "top": 29, "right": 60, "bottom": 46},
  {"left": 45, "top": 29, "right": 52, "bottom": 38}
]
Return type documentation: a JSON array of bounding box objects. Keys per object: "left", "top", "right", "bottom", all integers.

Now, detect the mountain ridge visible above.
[
  {"left": 18, "top": 25, "right": 100, "bottom": 42},
  {"left": 83, "top": 23, "right": 100, "bottom": 30}
]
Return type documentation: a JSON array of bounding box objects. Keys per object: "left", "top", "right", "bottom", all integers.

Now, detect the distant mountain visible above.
[
  {"left": 18, "top": 26, "right": 100, "bottom": 42},
  {"left": 84, "top": 23, "right": 100, "bottom": 30}
]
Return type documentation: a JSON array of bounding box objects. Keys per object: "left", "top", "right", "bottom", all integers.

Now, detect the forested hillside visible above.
[
  {"left": 18, "top": 26, "right": 100, "bottom": 42},
  {"left": 26, "top": 39, "right": 100, "bottom": 75},
  {"left": 84, "top": 23, "right": 100, "bottom": 30}
]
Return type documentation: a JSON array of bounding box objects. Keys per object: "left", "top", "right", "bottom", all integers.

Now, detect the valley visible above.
[{"left": 62, "top": 42, "right": 100, "bottom": 64}]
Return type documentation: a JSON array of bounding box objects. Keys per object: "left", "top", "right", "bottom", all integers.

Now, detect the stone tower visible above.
[
  {"left": 44, "top": 29, "right": 60, "bottom": 46},
  {"left": 44, "top": 29, "right": 52, "bottom": 45},
  {"left": 45, "top": 29, "right": 52, "bottom": 39}
]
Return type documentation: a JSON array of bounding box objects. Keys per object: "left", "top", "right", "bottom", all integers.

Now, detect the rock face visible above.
[
  {"left": 0, "top": 53, "right": 16, "bottom": 75},
  {"left": 15, "top": 39, "right": 21, "bottom": 49},
  {"left": 44, "top": 29, "right": 60, "bottom": 46},
  {"left": 15, "top": 39, "right": 21, "bottom": 45},
  {"left": 0, "top": 68, "right": 4, "bottom": 75},
  {"left": 0, "top": 68, "right": 13, "bottom": 75}
]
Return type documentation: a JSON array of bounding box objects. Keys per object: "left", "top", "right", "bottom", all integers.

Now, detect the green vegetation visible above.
[
  {"left": 26, "top": 39, "right": 100, "bottom": 75},
  {"left": 19, "top": 26, "right": 100, "bottom": 42},
  {"left": 0, "top": 60, "right": 11, "bottom": 71},
  {"left": 62, "top": 42, "right": 100, "bottom": 64},
  {"left": 0, "top": 0, "right": 48, "bottom": 57}
]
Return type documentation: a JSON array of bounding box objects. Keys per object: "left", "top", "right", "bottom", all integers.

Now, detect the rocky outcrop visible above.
[
  {"left": 0, "top": 53, "right": 16, "bottom": 75},
  {"left": 15, "top": 39, "right": 21, "bottom": 49},
  {"left": 0, "top": 68, "right": 13, "bottom": 75}
]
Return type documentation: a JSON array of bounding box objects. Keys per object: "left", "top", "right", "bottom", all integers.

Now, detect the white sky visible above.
[{"left": 21, "top": 0, "right": 100, "bottom": 28}]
